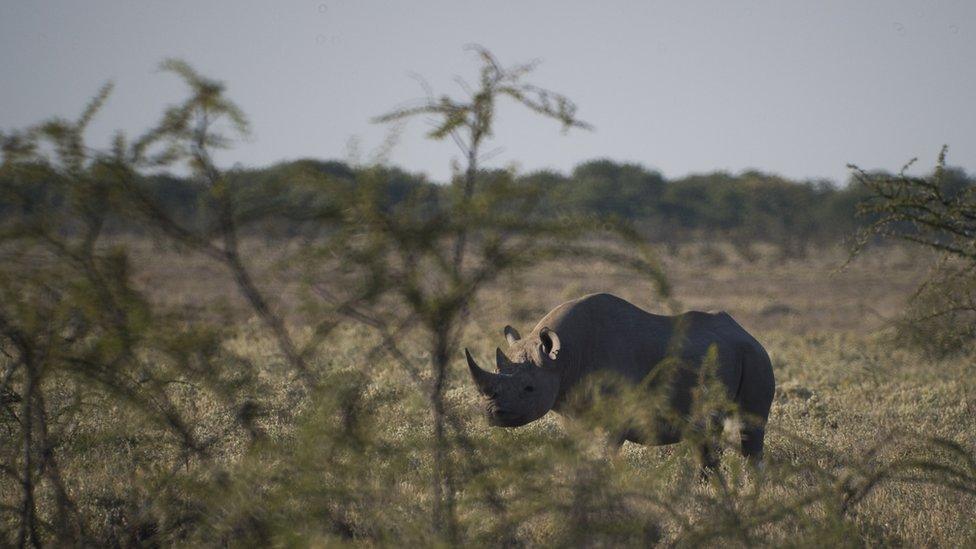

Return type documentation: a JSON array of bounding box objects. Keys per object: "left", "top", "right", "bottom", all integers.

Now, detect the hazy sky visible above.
[{"left": 2, "top": 1, "right": 974, "bottom": 184}]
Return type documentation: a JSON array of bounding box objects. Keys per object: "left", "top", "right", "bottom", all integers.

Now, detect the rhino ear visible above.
[
  {"left": 539, "top": 327, "right": 561, "bottom": 361},
  {"left": 503, "top": 325, "right": 521, "bottom": 346}
]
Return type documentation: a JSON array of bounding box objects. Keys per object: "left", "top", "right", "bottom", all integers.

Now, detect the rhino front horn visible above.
[{"left": 465, "top": 348, "right": 498, "bottom": 395}]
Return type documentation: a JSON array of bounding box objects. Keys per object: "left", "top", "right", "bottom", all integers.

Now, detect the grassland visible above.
[{"left": 3, "top": 239, "right": 974, "bottom": 546}]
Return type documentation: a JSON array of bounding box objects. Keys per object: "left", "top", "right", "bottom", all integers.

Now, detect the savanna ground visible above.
[{"left": 54, "top": 237, "right": 968, "bottom": 546}]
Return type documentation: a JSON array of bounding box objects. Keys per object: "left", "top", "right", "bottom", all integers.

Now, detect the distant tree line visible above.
[{"left": 3, "top": 150, "right": 973, "bottom": 257}]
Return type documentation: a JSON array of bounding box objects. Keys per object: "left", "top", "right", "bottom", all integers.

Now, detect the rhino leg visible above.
[
  {"left": 735, "top": 342, "right": 774, "bottom": 467},
  {"left": 697, "top": 412, "right": 725, "bottom": 480},
  {"left": 608, "top": 426, "right": 652, "bottom": 452},
  {"left": 698, "top": 444, "right": 720, "bottom": 480},
  {"left": 607, "top": 430, "right": 628, "bottom": 453},
  {"left": 739, "top": 423, "right": 765, "bottom": 465}
]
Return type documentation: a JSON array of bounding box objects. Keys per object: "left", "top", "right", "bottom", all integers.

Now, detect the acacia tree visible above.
[
  {"left": 374, "top": 45, "right": 594, "bottom": 273},
  {"left": 301, "top": 46, "right": 669, "bottom": 542},
  {"left": 851, "top": 147, "right": 976, "bottom": 260},
  {"left": 850, "top": 147, "right": 976, "bottom": 353},
  {"left": 0, "top": 86, "right": 230, "bottom": 546},
  {"left": 0, "top": 61, "right": 328, "bottom": 546},
  {"left": 113, "top": 60, "right": 319, "bottom": 386}
]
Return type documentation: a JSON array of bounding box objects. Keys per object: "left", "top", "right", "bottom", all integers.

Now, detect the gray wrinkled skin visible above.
[{"left": 465, "top": 293, "right": 776, "bottom": 462}]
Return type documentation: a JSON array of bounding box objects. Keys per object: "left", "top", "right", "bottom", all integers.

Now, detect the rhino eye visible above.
[{"left": 524, "top": 385, "right": 534, "bottom": 393}]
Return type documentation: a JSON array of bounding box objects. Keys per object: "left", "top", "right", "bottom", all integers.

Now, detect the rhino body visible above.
[{"left": 465, "top": 293, "right": 775, "bottom": 463}]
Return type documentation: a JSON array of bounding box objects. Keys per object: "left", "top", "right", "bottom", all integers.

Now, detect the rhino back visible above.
[{"left": 534, "top": 293, "right": 758, "bottom": 410}]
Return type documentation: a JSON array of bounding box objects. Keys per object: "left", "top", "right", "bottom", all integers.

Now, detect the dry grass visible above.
[{"left": 4, "top": 239, "right": 974, "bottom": 546}]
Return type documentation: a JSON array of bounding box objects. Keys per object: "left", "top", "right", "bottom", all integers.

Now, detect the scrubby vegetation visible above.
[
  {"left": 1, "top": 50, "right": 974, "bottom": 547},
  {"left": 851, "top": 149, "right": 976, "bottom": 356}
]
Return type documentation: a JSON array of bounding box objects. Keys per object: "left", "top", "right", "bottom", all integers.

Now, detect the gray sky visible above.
[{"left": 2, "top": 0, "right": 974, "bottom": 184}]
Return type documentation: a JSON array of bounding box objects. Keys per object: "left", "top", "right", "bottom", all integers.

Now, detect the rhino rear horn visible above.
[
  {"left": 465, "top": 349, "right": 498, "bottom": 395},
  {"left": 503, "top": 325, "right": 521, "bottom": 346},
  {"left": 495, "top": 347, "right": 515, "bottom": 372}
]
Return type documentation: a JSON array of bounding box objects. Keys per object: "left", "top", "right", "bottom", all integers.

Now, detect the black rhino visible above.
[{"left": 465, "top": 293, "right": 775, "bottom": 469}]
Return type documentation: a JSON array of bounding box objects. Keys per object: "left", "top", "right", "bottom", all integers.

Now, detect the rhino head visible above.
[{"left": 465, "top": 325, "right": 562, "bottom": 427}]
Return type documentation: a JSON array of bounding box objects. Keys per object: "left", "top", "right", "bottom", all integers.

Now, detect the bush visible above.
[{"left": 851, "top": 147, "right": 976, "bottom": 356}]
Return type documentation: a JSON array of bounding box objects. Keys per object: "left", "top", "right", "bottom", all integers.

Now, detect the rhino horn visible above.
[
  {"left": 465, "top": 349, "right": 498, "bottom": 395},
  {"left": 495, "top": 347, "right": 514, "bottom": 372},
  {"left": 504, "top": 325, "right": 521, "bottom": 346}
]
